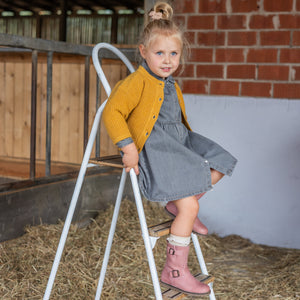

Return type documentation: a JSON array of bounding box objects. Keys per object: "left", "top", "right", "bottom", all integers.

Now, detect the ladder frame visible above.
[{"left": 43, "top": 43, "right": 216, "bottom": 300}]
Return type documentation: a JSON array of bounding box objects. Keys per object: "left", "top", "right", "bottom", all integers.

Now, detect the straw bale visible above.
[{"left": 0, "top": 198, "right": 299, "bottom": 299}]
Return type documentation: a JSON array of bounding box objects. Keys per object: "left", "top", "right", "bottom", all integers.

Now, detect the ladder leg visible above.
[
  {"left": 191, "top": 233, "right": 216, "bottom": 300},
  {"left": 94, "top": 169, "right": 127, "bottom": 300},
  {"left": 129, "top": 169, "right": 163, "bottom": 300},
  {"left": 43, "top": 106, "right": 103, "bottom": 300}
]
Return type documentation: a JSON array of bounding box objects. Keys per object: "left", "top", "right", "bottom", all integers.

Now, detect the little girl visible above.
[{"left": 103, "top": 1, "right": 237, "bottom": 296}]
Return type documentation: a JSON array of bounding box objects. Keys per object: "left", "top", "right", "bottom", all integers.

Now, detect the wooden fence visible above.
[{"left": 0, "top": 34, "right": 136, "bottom": 179}]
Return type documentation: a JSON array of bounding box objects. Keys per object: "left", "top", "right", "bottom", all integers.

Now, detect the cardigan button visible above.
[
  {"left": 159, "top": 98, "right": 162, "bottom": 101},
  {"left": 153, "top": 115, "right": 156, "bottom": 119},
  {"left": 145, "top": 132, "right": 149, "bottom": 136}
]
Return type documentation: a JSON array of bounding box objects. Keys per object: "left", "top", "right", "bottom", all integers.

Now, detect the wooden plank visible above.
[
  {"left": 36, "top": 56, "right": 45, "bottom": 161},
  {"left": 59, "top": 59, "right": 71, "bottom": 163},
  {"left": 69, "top": 61, "right": 82, "bottom": 163},
  {"left": 22, "top": 56, "right": 32, "bottom": 157},
  {"left": 0, "top": 34, "right": 136, "bottom": 60},
  {"left": 148, "top": 220, "right": 173, "bottom": 237},
  {"left": 89, "top": 155, "right": 123, "bottom": 169},
  {"left": 13, "top": 60, "right": 23, "bottom": 158},
  {"left": 0, "top": 60, "right": 5, "bottom": 155},
  {"left": 0, "top": 156, "right": 80, "bottom": 179},
  {"left": 162, "top": 273, "right": 215, "bottom": 300},
  {"left": 4, "top": 61, "right": 14, "bottom": 157},
  {"left": 50, "top": 56, "right": 61, "bottom": 163}
]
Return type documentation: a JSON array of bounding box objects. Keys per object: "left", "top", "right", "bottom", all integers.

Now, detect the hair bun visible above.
[{"left": 149, "top": 2, "right": 173, "bottom": 21}]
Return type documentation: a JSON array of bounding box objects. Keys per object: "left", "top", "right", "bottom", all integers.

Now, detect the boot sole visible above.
[
  {"left": 160, "top": 280, "right": 211, "bottom": 297},
  {"left": 164, "top": 208, "right": 208, "bottom": 237}
]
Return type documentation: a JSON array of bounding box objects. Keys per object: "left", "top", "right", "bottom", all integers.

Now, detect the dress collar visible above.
[{"left": 141, "top": 60, "right": 175, "bottom": 84}]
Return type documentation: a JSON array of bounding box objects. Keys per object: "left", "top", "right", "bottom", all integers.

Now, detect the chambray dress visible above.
[{"left": 136, "top": 62, "right": 237, "bottom": 202}]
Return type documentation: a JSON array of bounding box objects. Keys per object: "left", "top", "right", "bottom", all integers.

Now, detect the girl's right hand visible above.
[{"left": 121, "top": 143, "right": 139, "bottom": 175}]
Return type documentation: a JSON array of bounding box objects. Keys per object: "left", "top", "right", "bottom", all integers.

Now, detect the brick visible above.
[
  {"left": 241, "top": 82, "right": 271, "bottom": 97},
  {"left": 173, "top": 0, "right": 196, "bottom": 13},
  {"left": 231, "top": 0, "right": 259, "bottom": 13},
  {"left": 291, "top": 66, "right": 300, "bottom": 80},
  {"left": 187, "top": 15, "right": 215, "bottom": 30},
  {"left": 228, "top": 31, "right": 257, "bottom": 46},
  {"left": 249, "top": 15, "right": 274, "bottom": 29},
  {"left": 197, "top": 32, "right": 225, "bottom": 46},
  {"left": 210, "top": 80, "right": 240, "bottom": 96},
  {"left": 196, "top": 64, "right": 224, "bottom": 78},
  {"left": 279, "top": 15, "right": 300, "bottom": 28},
  {"left": 176, "top": 64, "right": 195, "bottom": 77},
  {"left": 264, "top": 0, "right": 293, "bottom": 12},
  {"left": 218, "top": 15, "right": 246, "bottom": 30},
  {"left": 297, "top": 0, "right": 300, "bottom": 11},
  {"left": 182, "top": 80, "right": 208, "bottom": 94},
  {"left": 227, "top": 65, "right": 256, "bottom": 79},
  {"left": 190, "top": 48, "right": 213, "bottom": 62},
  {"left": 247, "top": 49, "right": 278, "bottom": 63},
  {"left": 260, "top": 31, "right": 290, "bottom": 46},
  {"left": 280, "top": 49, "right": 300, "bottom": 63},
  {"left": 198, "top": 0, "right": 226, "bottom": 13},
  {"left": 258, "top": 65, "right": 289, "bottom": 81},
  {"left": 216, "top": 49, "right": 245, "bottom": 62},
  {"left": 292, "top": 31, "right": 300, "bottom": 46},
  {"left": 185, "top": 31, "right": 196, "bottom": 45},
  {"left": 273, "top": 83, "right": 300, "bottom": 99}
]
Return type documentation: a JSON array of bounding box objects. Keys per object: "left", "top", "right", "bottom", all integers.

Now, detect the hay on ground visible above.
[{"left": 0, "top": 199, "right": 299, "bottom": 299}]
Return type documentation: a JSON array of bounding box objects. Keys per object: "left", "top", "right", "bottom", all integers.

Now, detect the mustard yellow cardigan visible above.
[{"left": 102, "top": 65, "right": 192, "bottom": 153}]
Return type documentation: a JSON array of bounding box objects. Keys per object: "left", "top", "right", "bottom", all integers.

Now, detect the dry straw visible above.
[{"left": 0, "top": 198, "right": 299, "bottom": 299}]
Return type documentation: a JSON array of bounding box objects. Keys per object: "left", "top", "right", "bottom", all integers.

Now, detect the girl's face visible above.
[{"left": 139, "top": 34, "right": 182, "bottom": 79}]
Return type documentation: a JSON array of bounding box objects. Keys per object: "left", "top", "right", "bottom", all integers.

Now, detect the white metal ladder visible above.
[{"left": 43, "top": 43, "right": 216, "bottom": 300}]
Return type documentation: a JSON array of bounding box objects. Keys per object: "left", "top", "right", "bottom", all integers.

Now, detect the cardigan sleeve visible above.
[{"left": 102, "top": 77, "right": 142, "bottom": 145}]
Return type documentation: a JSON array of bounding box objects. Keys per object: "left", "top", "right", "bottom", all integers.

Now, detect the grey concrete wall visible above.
[
  {"left": 184, "top": 95, "right": 300, "bottom": 249},
  {"left": 0, "top": 167, "right": 133, "bottom": 242}
]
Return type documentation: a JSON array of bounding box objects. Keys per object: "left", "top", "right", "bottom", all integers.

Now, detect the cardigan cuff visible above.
[{"left": 116, "top": 137, "right": 134, "bottom": 149}]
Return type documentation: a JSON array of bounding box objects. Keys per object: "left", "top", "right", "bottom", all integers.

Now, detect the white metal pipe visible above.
[
  {"left": 45, "top": 43, "right": 136, "bottom": 300},
  {"left": 130, "top": 169, "right": 163, "bottom": 300},
  {"left": 92, "top": 43, "right": 135, "bottom": 97},
  {"left": 43, "top": 102, "right": 106, "bottom": 300},
  {"left": 94, "top": 169, "right": 127, "bottom": 300},
  {"left": 191, "top": 233, "right": 208, "bottom": 275},
  {"left": 191, "top": 233, "right": 216, "bottom": 300}
]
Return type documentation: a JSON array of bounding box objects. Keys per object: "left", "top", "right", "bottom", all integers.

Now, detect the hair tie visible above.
[{"left": 149, "top": 10, "right": 163, "bottom": 20}]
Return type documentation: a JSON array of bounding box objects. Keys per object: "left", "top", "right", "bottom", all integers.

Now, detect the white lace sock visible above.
[{"left": 167, "top": 234, "right": 191, "bottom": 247}]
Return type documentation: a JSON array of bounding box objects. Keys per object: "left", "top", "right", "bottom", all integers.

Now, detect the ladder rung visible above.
[
  {"left": 89, "top": 155, "right": 123, "bottom": 168},
  {"left": 162, "top": 273, "right": 215, "bottom": 299},
  {"left": 148, "top": 220, "right": 173, "bottom": 237}
]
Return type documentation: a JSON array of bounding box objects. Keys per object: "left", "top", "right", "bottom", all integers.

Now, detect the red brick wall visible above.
[{"left": 173, "top": 0, "right": 300, "bottom": 99}]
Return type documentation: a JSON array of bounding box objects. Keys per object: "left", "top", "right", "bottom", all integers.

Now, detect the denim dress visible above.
[{"left": 136, "top": 62, "right": 237, "bottom": 202}]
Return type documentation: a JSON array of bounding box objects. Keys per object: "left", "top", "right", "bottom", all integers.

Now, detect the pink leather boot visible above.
[
  {"left": 165, "top": 201, "right": 208, "bottom": 235},
  {"left": 161, "top": 242, "right": 210, "bottom": 295}
]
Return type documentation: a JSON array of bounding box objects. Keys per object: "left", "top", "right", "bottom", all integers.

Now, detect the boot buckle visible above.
[
  {"left": 168, "top": 248, "right": 175, "bottom": 255},
  {"left": 171, "top": 270, "right": 180, "bottom": 278}
]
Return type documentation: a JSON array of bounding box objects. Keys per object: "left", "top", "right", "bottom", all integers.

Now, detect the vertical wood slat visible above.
[
  {"left": 59, "top": 0, "right": 67, "bottom": 42},
  {"left": 95, "top": 74, "right": 100, "bottom": 158},
  {"left": 84, "top": 55, "right": 90, "bottom": 151},
  {"left": 46, "top": 51, "right": 53, "bottom": 176},
  {"left": 30, "top": 50, "right": 38, "bottom": 179}
]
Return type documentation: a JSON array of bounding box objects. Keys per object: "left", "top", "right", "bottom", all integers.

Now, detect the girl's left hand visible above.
[{"left": 121, "top": 143, "right": 139, "bottom": 175}]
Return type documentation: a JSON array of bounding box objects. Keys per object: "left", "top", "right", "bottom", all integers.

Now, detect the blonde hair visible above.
[{"left": 139, "top": 1, "right": 189, "bottom": 68}]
